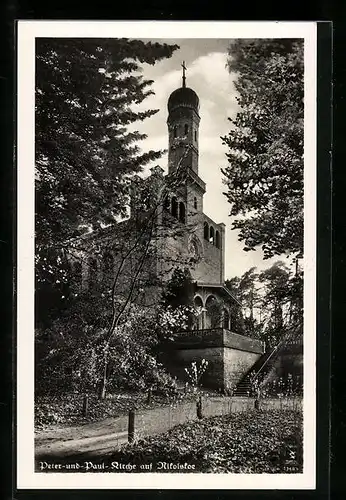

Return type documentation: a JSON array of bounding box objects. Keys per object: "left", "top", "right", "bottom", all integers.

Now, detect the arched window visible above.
[
  {"left": 184, "top": 124, "right": 189, "bottom": 135},
  {"left": 173, "top": 125, "right": 177, "bottom": 138},
  {"left": 179, "top": 202, "right": 186, "bottom": 223},
  {"left": 223, "top": 309, "right": 230, "bottom": 330},
  {"left": 206, "top": 295, "right": 216, "bottom": 305},
  {"left": 209, "top": 226, "right": 215, "bottom": 245},
  {"left": 206, "top": 295, "right": 220, "bottom": 328},
  {"left": 194, "top": 197, "right": 198, "bottom": 210},
  {"left": 215, "top": 230, "right": 220, "bottom": 249},
  {"left": 204, "top": 221, "right": 209, "bottom": 240},
  {"left": 88, "top": 257, "right": 98, "bottom": 289},
  {"left": 163, "top": 195, "right": 170, "bottom": 212},
  {"left": 171, "top": 197, "right": 178, "bottom": 218},
  {"left": 194, "top": 296, "right": 204, "bottom": 330},
  {"left": 103, "top": 252, "right": 114, "bottom": 274},
  {"left": 194, "top": 296, "right": 203, "bottom": 308}
]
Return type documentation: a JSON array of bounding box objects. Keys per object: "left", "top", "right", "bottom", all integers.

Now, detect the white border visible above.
[{"left": 17, "top": 21, "right": 317, "bottom": 490}]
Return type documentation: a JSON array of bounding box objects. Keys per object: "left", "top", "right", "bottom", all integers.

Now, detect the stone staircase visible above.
[
  {"left": 233, "top": 328, "right": 301, "bottom": 397},
  {"left": 233, "top": 349, "right": 275, "bottom": 397}
]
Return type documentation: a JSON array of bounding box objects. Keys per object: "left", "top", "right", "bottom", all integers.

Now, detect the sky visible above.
[{"left": 129, "top": 38, "right": 284, "bottom": 280}]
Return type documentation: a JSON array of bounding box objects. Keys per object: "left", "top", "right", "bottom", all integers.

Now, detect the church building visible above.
[
  {"left": 73, "top": 63, "right": 269, "bottom": 393},
  {"left": 129, "top": 64, "right": 267, "bottom": 391}
]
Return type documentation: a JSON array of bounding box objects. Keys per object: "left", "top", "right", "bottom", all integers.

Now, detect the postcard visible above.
[{"left": 16, "top": 20, "right": 317, "bottom": 490}]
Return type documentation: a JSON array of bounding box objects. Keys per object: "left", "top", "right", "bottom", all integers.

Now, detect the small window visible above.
[
  {"left": 194, "top": 197, "right": 198, "bottom": 210},
  {"left": 172, "top": 197, "right": 178, "bottom": 218},
  {"left": 204, "top": 221, "right": 209, "bottom": 240},
  {"left": 173, "top": 125, "right": 177, "bottom": 138},
  {"left": 184, "top": 124, "right": 188, "bottom": 135},
  {"left": 179, "top": 202, "right": 186, "bottom": 223},
  {"left": 215, "top": 230, "right": 220, "bottom": 249},
  {"left": 209, "top": 226, "right": 215, "bottom": 245},
  {"left": 164, "top": 195, "right": 170, "bottom": 211},
  {"left": 194, "top": 130, "right": 197, "bottom": 141}
]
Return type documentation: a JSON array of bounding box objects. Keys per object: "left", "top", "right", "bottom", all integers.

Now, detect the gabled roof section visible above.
[{"left": 195, "top": 281, "right": 242, "bottom": 307}]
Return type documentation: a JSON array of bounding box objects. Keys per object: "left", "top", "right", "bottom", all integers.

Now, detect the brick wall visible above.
[{"left": 194, "top": 239, "right": 222, "bottom": 284}]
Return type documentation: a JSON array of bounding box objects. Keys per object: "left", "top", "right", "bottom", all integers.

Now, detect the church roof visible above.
[{"left": 195, "top": 282, "right": 242, "bottom": 307}]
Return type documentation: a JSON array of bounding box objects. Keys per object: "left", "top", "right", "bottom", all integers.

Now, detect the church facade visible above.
[{"left": 129, "top": 68, "right": 266, "bottom": 392}]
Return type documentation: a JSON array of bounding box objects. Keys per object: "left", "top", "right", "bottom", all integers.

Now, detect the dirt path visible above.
[
  {"left": 35, "top": 413, "right": 130, "bottom": 459},
  {"left": 35, "top": 397, "right": 300, "bottom": 461}
]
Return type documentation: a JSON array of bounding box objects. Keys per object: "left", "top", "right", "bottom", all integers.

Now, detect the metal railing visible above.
[{"left": 253, "top": 327, "right": 302, "bottom": 383}]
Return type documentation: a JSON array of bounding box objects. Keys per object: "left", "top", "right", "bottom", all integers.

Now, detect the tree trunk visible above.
[
  {"left": 99, "top": 378, "right": 107, "bottom": 400},
  {"left": 98, "top": 350, "right": 108, "bottom": 400}
]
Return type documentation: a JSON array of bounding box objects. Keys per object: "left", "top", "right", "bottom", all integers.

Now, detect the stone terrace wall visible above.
[{"left": 162, "top": 329, "right": 264, "bottom": 392}]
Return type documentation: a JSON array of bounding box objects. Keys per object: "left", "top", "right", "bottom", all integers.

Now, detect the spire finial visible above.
[{"left": 181, "top": 61, "right": 187, "bottom": 88}]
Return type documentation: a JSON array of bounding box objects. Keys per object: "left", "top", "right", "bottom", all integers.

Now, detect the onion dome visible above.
[{"left": 167, "top": 87, "right": 200, "bottom": 112}]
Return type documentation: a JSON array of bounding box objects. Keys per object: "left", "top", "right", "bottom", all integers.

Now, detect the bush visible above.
[{"left": 35, "top": 300, "right": 186, "bottom": 399}]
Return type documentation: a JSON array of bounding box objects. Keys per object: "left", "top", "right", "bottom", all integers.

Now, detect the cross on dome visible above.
[{"left": 181, "top": 61, "right": 187, "bottom": 88}]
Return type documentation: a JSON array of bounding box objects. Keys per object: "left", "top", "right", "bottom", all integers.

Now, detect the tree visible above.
[
  {"left": 226, "top": 267, "right": 261, "bottom": 337},
  {"left": 205, "top": 297, "right": 223, "bottom": 329},
  {"left": 35, "top": 38, "right": 179, "bottom": 325},
  {"left": 259, "top": 261, "right": 303, "bottom": 347},
  {"left": 161, "top": 267, "right": 195, "bottom": 310},
  {"left": 221, "top": 39, "right": 304, "bottom": 259},
  {"left": 258, "top": 262, "right": 292, "bottom": 347},
  {"left": 35, "top": 296, "right": 187, "bottom": 397},
  {"left": 226, "top": 261, "right": 303, "bottom": 348}
]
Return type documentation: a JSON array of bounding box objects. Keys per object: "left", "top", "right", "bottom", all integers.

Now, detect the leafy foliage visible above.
[
  {"left": 160, "top": 267, "right": 196, "bottom": 330},
  {"left": 226, "top": 267, "right": 261, "bottom": 337},
  {"left": 156, "top": 304, "right": 193, "bottom": 340},
  {"left": 161, "top": 267, "right": 195, "bottom": 309},
  {"left": 35, "top": 288, "right": 193, "bottom": 398},
  {"left": 222, "top": 39, "right": 304, "bottom": 259},
  {"left": 99, "top": 408, "right": 303, "bottom": 473}
]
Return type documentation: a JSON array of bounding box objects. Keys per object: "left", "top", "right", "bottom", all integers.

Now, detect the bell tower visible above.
[
  {"left": 167, "top": 61, "right": 201, "bottom": 176},
  {"left": 166, "top": 62, "right": 206, "bottom": 217}
]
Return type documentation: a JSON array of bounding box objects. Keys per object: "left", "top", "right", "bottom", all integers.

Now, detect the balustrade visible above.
[{"left": 172, "top": 327, "right": 264, "bottom": 354}]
